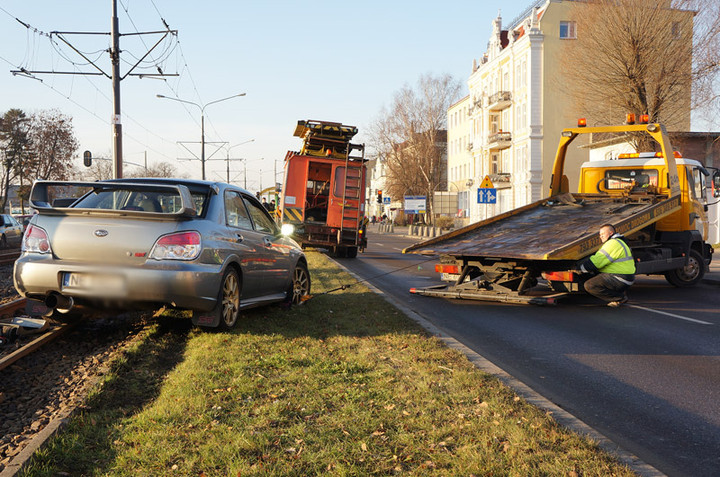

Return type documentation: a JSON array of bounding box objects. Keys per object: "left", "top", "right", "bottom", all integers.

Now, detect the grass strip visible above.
[{"left": 22, "top": 251, "right": 635, "bottom": 476}]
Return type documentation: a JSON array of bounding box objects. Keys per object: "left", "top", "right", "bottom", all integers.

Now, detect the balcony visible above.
[
  {"left": 486, "top": 131, "right": 512, "bottom": 151},
  {"left": 487, "top": 91, "right": 512, "bottom": 111},
  {"left": 490, "top": 173, "right": 512, "bottom": 189}
]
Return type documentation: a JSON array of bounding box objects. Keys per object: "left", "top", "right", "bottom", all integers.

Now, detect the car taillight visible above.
[
  {"left": 22, "top": 224, "right": 52, "bottom": 254},
  {"left": 149, "top": 231, "right": 201, "bottom": 260}
]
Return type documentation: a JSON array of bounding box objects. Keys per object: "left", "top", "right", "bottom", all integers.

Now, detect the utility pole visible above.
[
  {"left": 11, "top": 0, "right": 178, "bottom": 179},
  {"left": 111, "top": 0, "right": 122, "bottom": 179}
]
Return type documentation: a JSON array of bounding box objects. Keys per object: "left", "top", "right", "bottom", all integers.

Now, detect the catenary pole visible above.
[{"left": 111, "top": 0, "right": 123, "bottom": 178}]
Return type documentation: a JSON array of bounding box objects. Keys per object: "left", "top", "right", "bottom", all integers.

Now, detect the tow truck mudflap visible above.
[{"left": 409, "top": 284, "right": 567, "bottom": 305}]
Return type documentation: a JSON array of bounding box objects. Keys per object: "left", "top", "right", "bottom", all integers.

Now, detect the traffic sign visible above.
[
  {"left": 382, "top": 197, "right": 391, "bottom": 204},
  {"left": 479, "top": 175, "right": 495, "bottom": 189},
  {"left": 477, "top": 188, "right": 497, "bottom": 204}
]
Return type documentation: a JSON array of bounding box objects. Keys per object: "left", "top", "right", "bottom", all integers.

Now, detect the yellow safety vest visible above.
[{"left": 590, "top": 237, "right": 636, "bottom": 275}]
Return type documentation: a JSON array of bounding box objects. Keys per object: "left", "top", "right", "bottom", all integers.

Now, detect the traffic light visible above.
[{"left": 377, "top": 190, "right": 383, "bottom": 204}]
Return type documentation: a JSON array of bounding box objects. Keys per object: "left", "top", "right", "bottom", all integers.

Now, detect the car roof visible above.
[{"left": 103, "top": 177, "right": 255, "bottom": 197}]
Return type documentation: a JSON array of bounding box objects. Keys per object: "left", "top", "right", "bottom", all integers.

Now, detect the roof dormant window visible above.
[{"left": 560, "top": 21, "right": 577, "bottom": 39}]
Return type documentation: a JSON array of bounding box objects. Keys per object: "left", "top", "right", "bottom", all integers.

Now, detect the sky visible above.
[{"left": 0, "top": 0, "right": 537, "bottom": 192}]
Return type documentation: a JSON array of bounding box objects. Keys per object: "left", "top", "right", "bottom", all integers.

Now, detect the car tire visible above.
[
  {"left": 287, "top": 262, "right": 311, "bottom": 305},
  {"left": 0, "top": 235, "right": 6, "bottom": 249},
  {"left": 217, "top": 268, "right": 241, "bottom": 330},
  {"left": 664, "top": 249, "right": 705, "bottom": 287}
]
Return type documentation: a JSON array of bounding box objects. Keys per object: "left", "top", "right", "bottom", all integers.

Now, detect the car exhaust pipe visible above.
[{"left": 45, "top": 293, "right": 74, "bottom": 313}]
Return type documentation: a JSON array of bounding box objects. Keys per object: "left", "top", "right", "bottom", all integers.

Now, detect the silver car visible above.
[
  {"left": 14, "top": 178, "right": 310, "bottom": 330},
  {"left": 0, "top": 214, "right": 24, "bottom": 248}
]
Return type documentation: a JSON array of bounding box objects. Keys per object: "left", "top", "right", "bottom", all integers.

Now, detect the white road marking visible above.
[{"left": 628, "top": 304, "right": 713, "bottom": 325}]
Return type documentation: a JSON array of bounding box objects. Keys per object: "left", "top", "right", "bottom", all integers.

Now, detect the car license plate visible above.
[
  {"left": 441, "top": 273, "right": 461, "bottom": 282},
  {"left": 62, "top": 272, "right": 126, "bottom": 296}
]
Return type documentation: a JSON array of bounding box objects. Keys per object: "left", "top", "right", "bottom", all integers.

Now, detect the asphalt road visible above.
[{"left": 335, "top": 230, "right": 720, "bottom": 477}]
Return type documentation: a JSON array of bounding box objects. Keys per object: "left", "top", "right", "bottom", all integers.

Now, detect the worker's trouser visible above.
[{"left": 583, "top": 273, "right": 632, "bottom": 302}]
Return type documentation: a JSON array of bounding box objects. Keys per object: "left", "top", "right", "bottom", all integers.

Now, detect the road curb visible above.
[{"left": 328, "top": 254, "right": 666, "bottom": 477}]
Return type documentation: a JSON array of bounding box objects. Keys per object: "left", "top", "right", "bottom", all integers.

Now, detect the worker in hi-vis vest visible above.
[{"left": 577, "top": 223, "right": 636, "bottom": 307}]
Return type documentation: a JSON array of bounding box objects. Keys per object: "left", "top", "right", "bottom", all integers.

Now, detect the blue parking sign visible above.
[{"left": 477, "top": 188, "right": 497, "bottom": 204}]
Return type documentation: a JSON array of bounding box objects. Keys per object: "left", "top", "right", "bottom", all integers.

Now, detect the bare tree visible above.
[
  {"left": 81, "top": 153, "right": 114, "bottom": 181},
  {"left": 125, "top": 161, "right": 185, "bottom": 178},
  {"left": 368, "top": 73, "right": 460, "bottom": 223},
  {"left": 0, "top": 109, "right": 32, "bottom": 212},
  {"left": 561, "top": 0, "right": 720, "bottom": 145},
  {"left": 27, "top": 109, "right": 79, "bottom": 181}
]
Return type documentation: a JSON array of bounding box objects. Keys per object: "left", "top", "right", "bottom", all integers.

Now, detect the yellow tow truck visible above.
[{"left": 404, "top": 118, "right": 720, "bottom": 305}]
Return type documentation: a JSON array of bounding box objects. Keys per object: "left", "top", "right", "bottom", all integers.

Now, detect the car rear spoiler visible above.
[{"left": 29, "top": 181, "right": 198, "bottom": 218}]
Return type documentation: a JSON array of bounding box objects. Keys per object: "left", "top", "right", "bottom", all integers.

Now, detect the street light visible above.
[
  {"left": 223, "top": 139, "right": 255, "bottom": 184},
  {"left": 156, "top": 92, "right": 246, "bottom": 180}
]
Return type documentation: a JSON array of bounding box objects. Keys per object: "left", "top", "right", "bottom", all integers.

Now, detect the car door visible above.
[
  {"left": 2, "top": 215, "right": 23, "bottom": 247},
  {"left": 242, "top": 194, "right": 295, "bottom": 294},
  {"left": 223, "top": 190, "right": 269, "bottom": 300}
]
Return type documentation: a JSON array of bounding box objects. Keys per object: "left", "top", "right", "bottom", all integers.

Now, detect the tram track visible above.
[{"left": 0, "top": 260, "right": 159, "bottom": 474}]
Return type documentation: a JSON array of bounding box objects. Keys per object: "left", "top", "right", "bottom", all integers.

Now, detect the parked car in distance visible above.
[
  {"left": 0, "top": 214, "right": 24, "bottom": 248},
  {"left": 13, "top": 213, "right": 35, "bottom": 233},
  {"left": 14, "top": 178, "right": 311, "bottom": 330}
]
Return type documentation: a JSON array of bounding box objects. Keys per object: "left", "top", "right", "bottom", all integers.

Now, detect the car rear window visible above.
[{"left": 73, "top": 188, "right": 208, "bottom": 215}]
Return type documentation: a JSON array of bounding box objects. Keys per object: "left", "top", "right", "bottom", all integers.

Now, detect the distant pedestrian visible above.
[
  {"left": 262, "top": 197, "right": 270, "bottom": 210},
  {"left": 269, "top": 200, "right": 276, "bottom": 212}
]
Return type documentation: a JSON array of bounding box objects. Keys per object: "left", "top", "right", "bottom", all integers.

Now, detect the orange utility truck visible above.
[{"left": 280, "top": 120, "right": 367, "bottom": 258}]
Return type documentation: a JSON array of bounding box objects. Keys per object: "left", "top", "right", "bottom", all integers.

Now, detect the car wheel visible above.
[
  {"left": 287, "top": 262, "right": 311, "bottom": 305},
  {"left": 664, "top": 249, "right": 705, "bottom": 287},
  {"left": 217, "top": 268, "right": 241, "bottom": 330},
  {"left": 0, "top": 235, "right": 6, "bottom": 249}
]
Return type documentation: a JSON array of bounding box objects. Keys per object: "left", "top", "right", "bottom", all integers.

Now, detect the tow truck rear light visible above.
[
  {"left": 626, "top": 113, "right": 636, "bottom": 124},
  {"left": 542, "top": 271, "right": 577, "bottom": 282},
  {"left": 577, "top": 118, "right": 587, "bottom": 127},
  {"left": 638, "top": 114, "right": 649, "bottom": 124},
  {"left": 435, "top": 264, "right": 460, "bottom": 274},
  {"left": 149, "top": 231, "right": 201, "bottom": 260}
]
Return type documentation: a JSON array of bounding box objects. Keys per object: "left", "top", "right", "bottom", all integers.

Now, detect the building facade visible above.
[{"left": 449, "top": 0, "right": 693, "bottom": 225}]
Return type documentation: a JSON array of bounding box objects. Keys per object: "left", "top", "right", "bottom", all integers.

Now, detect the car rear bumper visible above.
[{"left": 14, "top": 255, "right": 222, "bottom": 311}]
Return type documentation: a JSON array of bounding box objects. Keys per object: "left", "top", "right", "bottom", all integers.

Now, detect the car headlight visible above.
[
  {"left": 149, "top": 231, "right": 202, "bottom": 260},
  {"left": 281, "top": 224, "right": 295, "bottom": 236},
  {"left": 22, "top": 224, "right": 52, "bottom": 254}
]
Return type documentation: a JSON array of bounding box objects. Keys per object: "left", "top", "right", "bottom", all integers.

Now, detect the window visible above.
[
  {"left": 603, "top": 169, "right": 659, "bottom": 190},
  {"left": 243, "top": 195, "right": 276, "bottom": 234},
  {"left": 560, "top": 21, "right": 577, "bottom": 39},
  {"left": 225, "top": 191, "right": 253, "bottom": 229}
]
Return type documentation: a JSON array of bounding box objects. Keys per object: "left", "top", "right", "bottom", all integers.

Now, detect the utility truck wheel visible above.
[
  {"left": 664, "top": 249, "right": 705, "bottom": 287},
  {"left": 346, "top": 246, "right": 358, "bottom": 258}
]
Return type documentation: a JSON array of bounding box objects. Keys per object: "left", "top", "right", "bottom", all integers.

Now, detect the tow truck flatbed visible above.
[{"left": 403, "top": 192, "right": 681, "bottom": 261}]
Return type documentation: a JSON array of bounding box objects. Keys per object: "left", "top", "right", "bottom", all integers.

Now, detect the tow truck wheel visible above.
[
  {"left": 664, "top": 249, "right": 705, "bottom": 287},
  {"left": 346, "top": 246, "right": 358, "bottom": 258}
]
